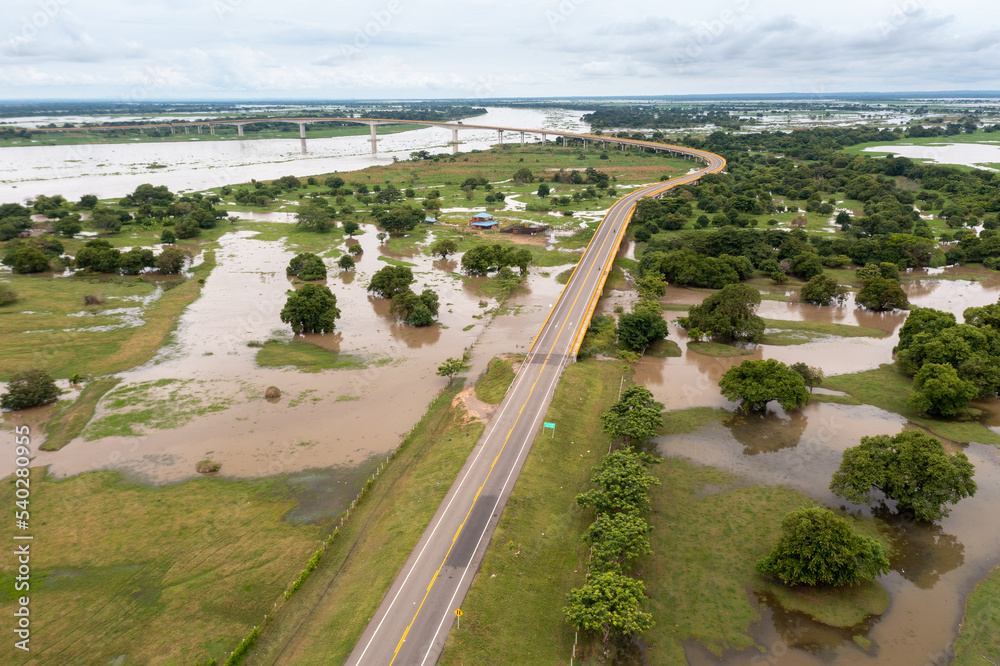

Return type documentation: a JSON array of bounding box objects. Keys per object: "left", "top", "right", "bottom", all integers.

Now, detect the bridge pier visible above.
[
  {"left": 210, "top": 125, "right": 215, "bottom": 136},
  {"left": 497, "top": 129, "right": 503, "bottom": 146},
  {"left": 451, "top": 128, "right": 461, "bottom": 154},
  {"left": 541, "top": 133, "right": 547, "bottom": 144},
  {"left": 369, "top": 123, "right": 378, "bottom": 155},
  {"left": 237, "top": 124, "right": 244, "bottom": 137},
  {"left": 170, "top": 126, "right": 175, "bottom": 135},
  {"left": 520, "top": 131, "right": 525, "bottom": 147},
  {"left": 185, "top": 125, "right": 189, "bottom": 134},
  {"left": 298, "top": 123, "right": 306, "bottom": 139},
  {"left": 583, "top": 139, "right": 588, "bottom": 150},
  {"left": 197, "top": 125, "right": 202, "bottom": 134}
]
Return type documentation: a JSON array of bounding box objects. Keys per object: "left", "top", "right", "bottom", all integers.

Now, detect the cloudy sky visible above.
[{"left": 1, "top": 0, "right": 998, "bottom": 100}]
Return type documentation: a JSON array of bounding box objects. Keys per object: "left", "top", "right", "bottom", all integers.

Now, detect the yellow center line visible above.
[{"left": 386, "top": 200, "right": 622, "bottom": 665}]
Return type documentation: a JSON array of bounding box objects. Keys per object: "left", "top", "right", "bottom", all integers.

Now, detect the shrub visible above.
[
  {"left": 196, "top": 460, "right": 221, "bottom": 474},
  {"left": 1, "top": 370, "right": 60, "bottom": 411},
  {"left": 0, "top": 285, "right": 17, "bottom": 306}
]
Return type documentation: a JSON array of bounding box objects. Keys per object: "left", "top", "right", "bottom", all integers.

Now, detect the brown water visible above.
[
  {"left": 28, "top": 223, "right": 563, "bottom": 483},
  {"left": 658, "top": 403, "right": 1000, "bottom": 665}
]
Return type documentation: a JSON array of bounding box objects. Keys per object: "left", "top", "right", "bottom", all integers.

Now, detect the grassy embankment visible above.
[
  {"left": 0, "top": 122, "right": 425, "bottom": 148},
  {"left": 244, "top": 384, "right": 485, "bottom": 664},
  {"left": 759, "top": 319, "right": 889, "bottom": 346},
  {"left": 954, "top": 565, "right": 1000, "bottom": 665},
  {"left": 0, "top": 467, "right": 327, "bottom": 665},
  {"left": 439, "top": 362, "right": 889, "bottom": 664},
  {"left": 474, "top": 356, "right": 517, "bottom": 404}
]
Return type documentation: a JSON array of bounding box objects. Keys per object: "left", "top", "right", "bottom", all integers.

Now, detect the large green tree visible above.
[
  {"left": 718, "top": 359, "right": 810, "bottom": 412},
  {"left": 4, "top": 245, "right": 51, "bottom": 274},
  {"left": 279, "top": 284, "right": 341, "bottom": 334},
  {"left": 586, "top": 511, "right": 653, "bottom": 572},
  {"left": 756, "top": 507, "right": 890, "bottom": 587},
  {"left": 367, "top": 265, "right": 414, "bottom": 298},
  {"left": 577, "top": 448, "right": 660, "bottom": 515},
  {"left": 287, "top": 252, "right": 327, "bottom": 281},
  {"left": 856, "top": 277, "right": 908, "bottom": 311},
  {"left": 617, "top": 301, "right": 669, "bottom": 353},
  {"left": 564, "top": 571, "right": 654, "bottom": 646},
  {"left": 800, "top": 274, "right": 849, "bottom": 306},
  {"left": 830, "top": 431, "right": 977, "bottom": 521},
  {"left": 906, "top": 363, "right": 978, "bottom": 417},
  {"left": 681, "top": 283, "right": 764, "bottom": 343},
  {"left": 389, "top": 288, "right": 439, "bottom": 327},
  {"left": 600, "top": 385, "right": 664, "bottom": 447}
]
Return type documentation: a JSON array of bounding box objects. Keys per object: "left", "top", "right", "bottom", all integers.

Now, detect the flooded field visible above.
[
  {"left": 664, "top": 403, "right": 1000, "bottom": 666},
  {"left": 863, "top": 141, "right": 1000, "bottom": 169},
  {"left": 0, "top": 107, "right": 590, "bottom": 202},
  {"left": 27, "top": 221, "right": 564, "bottom": 483}
]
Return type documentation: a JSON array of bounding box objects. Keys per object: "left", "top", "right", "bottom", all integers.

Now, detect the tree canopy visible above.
[
  {"left": 719, "top": 359, "right": 810, "bottom": 412},
  {"left": 756, "top": 507, "right": 890, "bottom": 587},
  {"left": 830, "top": 430, "right": 977, "bottom": 521},
  {"left": 599, "top": 385, "right": 664, "bottom": 446},
  {"left": 279, "top": 284, "right": 341, "bottom": 334},
  {"left": 800, "top": 274, "right": 849, "bottom": 306},
  {"left": 287, "top": 252, "right": 327, "bottom": 281},
  {"left": 367, "top": 265, "right": 414, "bottom": 298},
  {"left": 563, "top": 571, "right": 653, "bottom": 646},
  {"left": 617, "top": 301, "right": 669, "bottom": 353},
  {"left": 681, "top": 283, "right": 764, "bottom": 343},
  {"left": 906, "top": 362, "right": 978, "bottom": 417},
  {"left": 576, "top": 448, "right": 660, "bottom": 515}
]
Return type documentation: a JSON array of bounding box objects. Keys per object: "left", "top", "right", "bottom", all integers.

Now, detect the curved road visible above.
[{"left": 339, "top": 132, "right": 725, "bottom": 665}]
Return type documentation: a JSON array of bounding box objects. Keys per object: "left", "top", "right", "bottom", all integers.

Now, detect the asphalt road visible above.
[{"left": 345, "top": 135, "right": 725, "bottom": 666}]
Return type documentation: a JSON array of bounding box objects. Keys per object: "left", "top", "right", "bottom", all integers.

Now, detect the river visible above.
[{"left": 0, "top": 107, "right": 590, "bottom": 202}]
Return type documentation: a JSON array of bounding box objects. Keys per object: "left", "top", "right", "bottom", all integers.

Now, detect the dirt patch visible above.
[{"left": 452, "top": 386, "right": 498, "bottom": 423}]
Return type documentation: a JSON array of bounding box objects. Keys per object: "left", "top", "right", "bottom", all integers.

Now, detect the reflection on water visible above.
[{"left": 723, "top": 410, "right": 808, "bottom": 455}]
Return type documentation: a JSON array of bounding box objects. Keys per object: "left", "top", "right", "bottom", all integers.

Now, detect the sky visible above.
[{"left": 0, "top": 0, "right": 998, "bottom": 100}]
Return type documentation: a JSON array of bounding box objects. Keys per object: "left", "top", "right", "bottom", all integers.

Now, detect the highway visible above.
[{"left": 342, "top": 133, "right": 725, "bottom": 665}]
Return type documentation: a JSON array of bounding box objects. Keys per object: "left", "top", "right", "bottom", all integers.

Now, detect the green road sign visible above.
[{"left": 543, "top": 422, "right": 555, "bottom": 429}]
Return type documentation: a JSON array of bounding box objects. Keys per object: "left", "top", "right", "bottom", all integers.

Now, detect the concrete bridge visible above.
[{"left": 30, "top": 116, "right": 705, "bottom": 161}]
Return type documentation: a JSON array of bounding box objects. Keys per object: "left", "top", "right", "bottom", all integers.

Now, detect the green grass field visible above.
[{"left": 0, "top": 468, "right": 327, "bottom": 665}]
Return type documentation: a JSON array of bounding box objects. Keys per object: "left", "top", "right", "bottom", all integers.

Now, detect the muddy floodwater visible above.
[
  {"left": 29, "top": 222, "right": 564, "bottom": 483},
  {"left": 665, "top": 403, "right": 1000, "bottom": 666}
]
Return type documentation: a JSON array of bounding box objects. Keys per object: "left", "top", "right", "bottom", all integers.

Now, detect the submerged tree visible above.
[
  {"left": 719, "top": 359, "right": 810, "bottom": 412},
  {"left": 280, "top": 283, "right": 341, "bottom": 334},
  {"left": 830, "top": 431, "right": 977, "bottom": 522}
]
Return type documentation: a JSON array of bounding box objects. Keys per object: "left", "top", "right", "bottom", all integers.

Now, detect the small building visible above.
[{"left": 469, "top": 212, "right": 498, "bottom": 229}]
